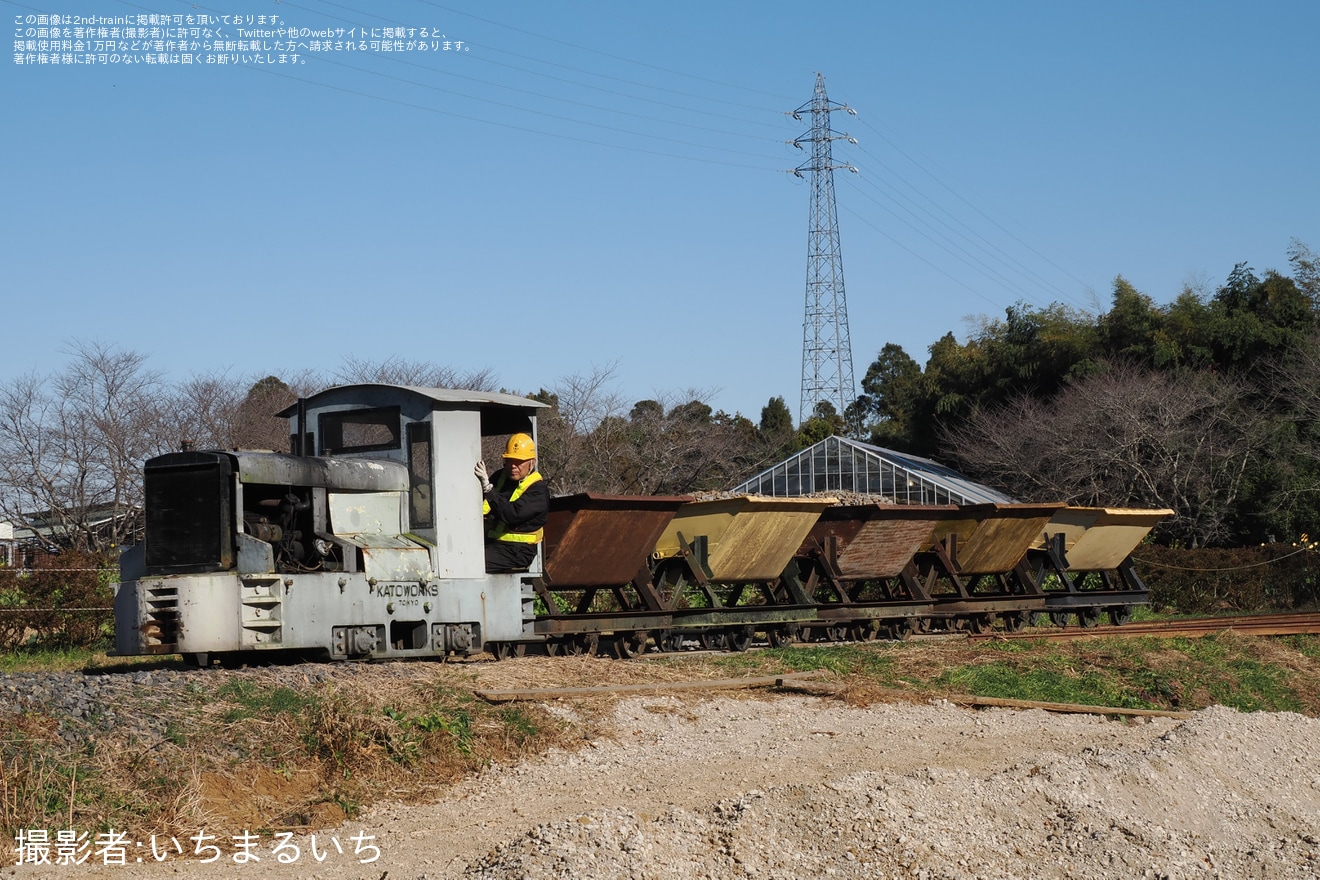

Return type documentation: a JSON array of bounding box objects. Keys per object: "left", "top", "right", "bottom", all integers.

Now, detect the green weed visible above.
[
  {"left": 216, "top": 679, "right": 319, "bottom": 722},
  {"left": 500, "top": 706, "right": 540, "bottom": 746}
]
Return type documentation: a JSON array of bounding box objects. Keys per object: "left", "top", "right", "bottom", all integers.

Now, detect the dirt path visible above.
[{"left": 8, "top": 692, "right": 1318, "bottom": 879}]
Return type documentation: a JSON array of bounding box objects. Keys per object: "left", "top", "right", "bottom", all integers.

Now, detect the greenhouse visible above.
[{"left": 730, "top": 435, "right": 1015, "bottom": 506}]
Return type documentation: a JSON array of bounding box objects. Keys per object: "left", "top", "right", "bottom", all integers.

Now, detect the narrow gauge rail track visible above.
[{"left": 967, "top": 611, "right": 1320, "bottom": 642}]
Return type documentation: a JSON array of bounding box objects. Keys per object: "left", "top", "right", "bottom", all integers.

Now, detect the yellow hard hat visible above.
[{"left": 503, "top": 432, "right": 537, "bottom": 460}]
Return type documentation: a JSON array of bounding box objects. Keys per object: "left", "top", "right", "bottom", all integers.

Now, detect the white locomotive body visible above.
[{"left": 113, "top": 384, "right": 544, "bottom": 665}]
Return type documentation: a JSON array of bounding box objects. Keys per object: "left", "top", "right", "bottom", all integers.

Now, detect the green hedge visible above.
[
  {"left": 1134, "top": 543, "right": 1320, "bottom": 614},
  {"left": 0, "top": 551, "right": 115, "bottom": 650}
]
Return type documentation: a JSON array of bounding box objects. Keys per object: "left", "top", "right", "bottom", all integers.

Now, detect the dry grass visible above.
[
  {"left": 1, "top": 663, "right": 579, "bottom": 839},
  {"left": 4, "top": 633, "right": 1318, "bottom": 839}
]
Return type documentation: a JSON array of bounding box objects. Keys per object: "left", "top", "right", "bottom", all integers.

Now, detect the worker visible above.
[{"left": 474, "top": 432, "right": 549, "bottom": 573}]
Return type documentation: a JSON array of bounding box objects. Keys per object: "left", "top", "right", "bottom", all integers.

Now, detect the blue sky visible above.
[{"left": 5, "top": 0, "right": 1318, "bottom": 424}]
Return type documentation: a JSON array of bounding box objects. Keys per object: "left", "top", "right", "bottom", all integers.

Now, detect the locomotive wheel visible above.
[
  {"left": 1001, "top": 611, "right": 1027, "bottom": 633},
  {"left": 1049, "top": 611, "right": 1071, "bottom": 628},
  {"left": 1077, "top": 607, "right": 1102, "bottom": 628},
  {"left": 725, "top": 626, "right": 754, "bottom": 653},
  {"left": 614, "top": 631, "right": 648, "bottom": 659},
  {"left": 1107, "top": 605, "right": 1134, "bottom": 626}
]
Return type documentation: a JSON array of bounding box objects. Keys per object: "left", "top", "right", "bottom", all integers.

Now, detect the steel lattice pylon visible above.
[{"left": 790, "top": 73, "right": 858, "bottom": 424}]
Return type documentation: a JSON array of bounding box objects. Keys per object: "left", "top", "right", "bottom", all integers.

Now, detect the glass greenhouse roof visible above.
[{"left": 729, "top": 435, "right": 1016, "bottom": 506}]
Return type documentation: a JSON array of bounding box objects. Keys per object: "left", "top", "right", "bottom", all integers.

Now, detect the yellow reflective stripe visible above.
[
  {"left": 490, "top": 528, "right": 543, "bottom": 544},
  {"left": 508, "top": 470, "right": 542, "bottom": 502}
]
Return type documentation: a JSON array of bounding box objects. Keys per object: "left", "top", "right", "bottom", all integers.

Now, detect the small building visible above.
[
  {"left": 0, "top": 505, "right": 140, "bottom": 564},
  {"left": 729, "top": 435, "right": 1014, "bottom": 505}
]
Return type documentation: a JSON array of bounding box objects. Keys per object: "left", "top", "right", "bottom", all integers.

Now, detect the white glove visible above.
[{"left": 474, "top": 460, "right": 493, "bottom": 493}]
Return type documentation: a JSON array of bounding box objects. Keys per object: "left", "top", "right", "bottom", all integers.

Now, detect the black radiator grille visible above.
[{"left": 143, "top": 452, "right": 234, "bottom": 574}]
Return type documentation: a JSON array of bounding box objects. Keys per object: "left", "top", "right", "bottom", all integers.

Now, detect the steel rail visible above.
[{"left": 967, "top": 612, "right": 1320, "bottom": 642}]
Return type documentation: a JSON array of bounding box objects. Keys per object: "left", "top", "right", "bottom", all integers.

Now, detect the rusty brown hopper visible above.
[
  {"left": 805, "top": 504, "right": 961, "bottom": 579},
  {"left": 1037, "top": 507, "right": 1173, "bottom": 571},
  {"left": 654, "top": 496, "right": 836, "bottom": 582},
  {"left": 932, "top": 503, "right": 1066, "bottom": 574},
  {"left": 543, "top": 494, "right": 691, "bottom": 587}
]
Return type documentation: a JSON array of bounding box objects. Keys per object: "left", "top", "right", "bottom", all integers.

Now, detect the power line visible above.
[{"left": 855, "top": 115, "right": 1095, "bottom": 294}]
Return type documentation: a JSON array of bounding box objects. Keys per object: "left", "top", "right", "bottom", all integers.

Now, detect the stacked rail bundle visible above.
[
  {"left": 1029, "top": 507, "right": 1174, "bottom": 627},
  {"left": 791, "top": 504, "right": 961, "bottom": 641},
  {"left": 532, "top": 493, "right": 690, "bottom": 657},
  {"left": 650, "top": 495, "right": 837, "bottom": 651}
]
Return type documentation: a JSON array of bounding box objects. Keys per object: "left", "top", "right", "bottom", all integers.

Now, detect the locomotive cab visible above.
[{"left": 113, "top": 384, "right": 546, "bottom": 664}]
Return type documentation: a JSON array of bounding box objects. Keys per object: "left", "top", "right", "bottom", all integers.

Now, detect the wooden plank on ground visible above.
[
  {"left": 475, "top": 670, "right": 823, "bottom": 702},
  {"left": 774, "top": 680, "right": 1194, "bottom": 719},
  {"left": 945, "top": 693, "right": 1194, "bottom": 719}
]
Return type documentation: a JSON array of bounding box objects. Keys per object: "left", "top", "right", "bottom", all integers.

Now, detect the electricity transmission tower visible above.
[{"left": 789, "top": 73, "right": 858, "bottom": 425}]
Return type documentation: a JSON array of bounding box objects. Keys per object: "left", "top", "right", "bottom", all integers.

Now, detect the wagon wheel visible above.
[
  {"left": 964, "top": 614, "right": 992, "bottom": 635},
  {"left": 913, "top": 617, "right": 933, "bottom": 634},
  {"left": 566, "top": 633, "right": 599, "bottom": 656},
  {"left": 1001, "top": 611, "right": 1027, "bottom": 633},
  {"left": 657, "top": 630, "right": 685, "bottom": 652},
  {"left": 1048, "top": 611, "right": 1071, "bottom": 628},
  {"left": 699, "top": 631, "right": 726, "bottom": 651},
  {"left": 767, "top": 624, "right": 799, "bottom": 648},
  {"left": 1025, "top": 611, "right": 1043, "bottom": 628},
  {"left": 1077, "top": 607, "right": 1102, "bottom": 628},
  {"left": 725, "top": 626, "right": 754, "bottom": 653},
  {"left": 1107, "top": 605, "right": 1133, "bottom": 626},
  {"left": 887, "top": 618, "right": 914, "bottom": 641},
  {"left": 614, "top": 630, "right": 648, "bottom": 659},
  {"left": 848, "top": 621, "right": 878, "bottom": 642},
  {"left": 544, "top": 639, "right": 562, "bottom": 657},
  {"left": 489, "top": 642, "right": 511, "bottom": 661},
  {"left": 824, "top": 624, "right": 849, "bottom": 642}
]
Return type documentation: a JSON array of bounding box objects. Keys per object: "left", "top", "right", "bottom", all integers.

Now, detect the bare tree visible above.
[
  {"left": 170, "top": 371, "right": 246, "bottom": 450},
  {"left": 945, "top": 361, "right": 1264, "bottom": 546},
  {"left": 333, "top": 355, "right": 496, "bottom": 391},
  {"left": 613, "top": 392, "right": 759, "bottom": 495},
  {"left": 168, "top": 370, "right": 326, "bottom": 452},
  {"left": 531, "top": 364, "right": 630, "bottom": 495},
  {"left": 0, "top": 342, "right": 171, "bottom": 552},
  {"left": 528, "top": 363, "right": 772, "bottom": 496}
]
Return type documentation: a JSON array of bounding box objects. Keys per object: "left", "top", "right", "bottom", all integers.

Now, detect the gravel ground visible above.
[{"left": 6, "top": 683, "right": 1318, "bottom": 879}]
